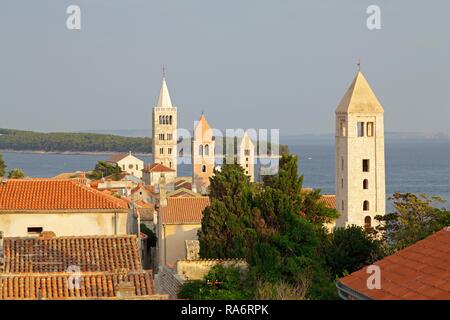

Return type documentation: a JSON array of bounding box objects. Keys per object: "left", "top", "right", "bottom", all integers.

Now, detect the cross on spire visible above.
[
  {"left": 162, "top": 65, "right": 166, "bottom": 78},
  {"left": 357, "top": 58, "right": 361, "bottom": 71}
]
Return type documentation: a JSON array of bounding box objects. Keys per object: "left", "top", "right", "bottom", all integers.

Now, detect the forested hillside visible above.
[{"left": 0, "top": 128, "right": 151, "bottom": 153}]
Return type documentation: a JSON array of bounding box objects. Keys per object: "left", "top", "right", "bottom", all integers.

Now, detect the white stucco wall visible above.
[
  {"left": 158, "top": 223, "right": 201, "bottom": 267},
  {"left": 0, "top": 211, "right": 129, "bottom": 237}
]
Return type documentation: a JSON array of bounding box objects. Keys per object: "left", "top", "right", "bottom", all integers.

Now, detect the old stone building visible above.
[
  {"left": 0, "top": 179, "right": 131, "bottom": 237},
  {"left": 191, "top": 114, "right": 215, "bottom": 194},
  {"left": 335, "top": 70, "right": 386, "bottom": 229},
  {"left": 238, "top": 131, "right": 255, "bottom": 182}
]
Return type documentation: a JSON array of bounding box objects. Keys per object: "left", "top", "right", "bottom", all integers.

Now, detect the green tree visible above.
[
  {"left": 87, "top": 161, "right": 122, "bottom": 180},
  {"left": 7, "top": 168, "right": 26, "bottom": 179},
  {"left": 178, "top": 265, "right": 254, "bottom": 300},
  {"left": 375, "top": 192, "right": 450, "bottom": 251},
  {"left": 140, "top": 223, "right": 157, "bottom": 247},
  {"left": 198, "top": 153, "right": 339, "bottom": 300},
  {"left": 0, "top": 154, "right": 5, "bottom": 177},
  {"left": 324, "top": 225, "right": 383, "bottom": 278},
  {"left": 198, "top": 164, "right": 256, "bottom": 259}
]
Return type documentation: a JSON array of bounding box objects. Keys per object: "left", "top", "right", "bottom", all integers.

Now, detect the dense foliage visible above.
[
  {"left": 375, "top": 192, "right": 450, "bottom": 252},
  {"left": 7, "top": 168, "right": 26, "bottom": 179},
  {"left": 87, "top": 161, "right": 122, "bottom": 180},
  {"left": 0, "top": 153, "right": 5, "bottom": 177},
  {"left": 0, "top": 128, "right": 151, "bottom": 153},
  {"left": 178, "top": 265, "right": 254, "bottom": 300},
  {"left": 197, "top": 154, "right": 341, "bottom": 299},
  {"left": 323, "top": 225, "right": 383, "bottom": 277}
]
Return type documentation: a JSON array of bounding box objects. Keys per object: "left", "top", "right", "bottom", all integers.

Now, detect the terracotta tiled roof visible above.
[
  {"left": 142, "top": 163, "right": 175, "bottom": 173},
  {"left": 168, "top": 188, "right": 200, "bottom": 198},
  {"left": 319, "top": 195, "right": 336, "bottom": 209},
  {"left": 0, "top": 179, "right": 128, "bottom": 211},
  {"left": 0, "top": 270, "right": 154, "bottom": 300},
  {"left": 3, "top": 235, "right": 141, "bottom": 273},
  {"left": 338, "top": 228, "right": 450, "bottom": 300},
  {"left": 161, "top": 197, "right": 210, "bottom": 224},
  {"left": 107, "top": 153, "right": 129, "bottom": 163}
]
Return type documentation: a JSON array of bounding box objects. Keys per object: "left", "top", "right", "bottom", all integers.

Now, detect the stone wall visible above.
[
  {"left": 176, "top": 259, "right": 248, "bottom": 281},
  {"left": 155, "top": 259, "right": 248, "bottom": 299}
]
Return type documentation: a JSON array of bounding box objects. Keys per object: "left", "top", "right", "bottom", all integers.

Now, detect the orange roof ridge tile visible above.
[
  {"left": 339, "top": 227, "right": 450, "bottom": 300},
  {"left": 0, "top": 179, "right": 128, "bottom": 211}
]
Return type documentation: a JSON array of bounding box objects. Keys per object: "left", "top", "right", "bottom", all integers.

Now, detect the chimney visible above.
[
  {"left": 115, "top": 269, "right": 136, "bottom": 299},
  {"left": 116, "top": 281, "right": 136, "bottom": 298},
  {"left": 0, "top": 231, "right": 4, "bottom": 272},
  {"left": 39, "top": 231, "right": 56, "bottom": 240},
  {"left": 159, "top": 174, "right": 167, "bottom": 207}
]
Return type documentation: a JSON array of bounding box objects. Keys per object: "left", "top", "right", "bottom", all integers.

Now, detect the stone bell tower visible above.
[
  {"left": 335, "top": 70, "right": 386, "bottom": 229},
  {"left": 152, "top": 73, "right": 177, "bottom": 176},
  {"left": 192, "top": 114, "right": 215, "bottom": 194}
]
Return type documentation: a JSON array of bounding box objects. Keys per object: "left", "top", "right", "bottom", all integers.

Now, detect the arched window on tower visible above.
[
  {"left": 165, "top": 115, "right": 169, "bottom": 125},
  {"left": 202, "top": 165, "right": 206, "bottom": 173},
  {"left": 169, "top": 115, "right": 172, "bottom": 125},
  {"left": 204, "top": 144, "right": 209, "bottom": 156},
  {"left": 363, "top": 201, "right": 370, "bottom": 211},
  {"left": 159, "top": 116, "right": 162, "bottom": 124},
  {"left": 363, "top": 179, "right": 369, "bottom": 190},
  {"left": 199, "top": 145, "right": 203, "bottom": 156},
  {"left": 364, "top": 216, "right": 372, "bottom": 230}
]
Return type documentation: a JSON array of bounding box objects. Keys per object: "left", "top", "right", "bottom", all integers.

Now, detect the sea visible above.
[{"left": 2, "top": 139, "right": 449, "bottom": 209}]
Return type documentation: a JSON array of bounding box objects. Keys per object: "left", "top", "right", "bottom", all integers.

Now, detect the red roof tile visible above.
[
  {"left": 143, "top": 163, "right": 175, "bottom": 173},
  {"left": 0, "top": 270, "right": 154, "bottom": 300},
  {"left": 161, "top": 197, "right": 210, "bottom": 224},
  {"left": 319, "top": 195, "right": 336, "bottom": 209},
  {"left": 0, "top": 179, "right": 128, "bottom": 211},
  {"left": 339, "top": 227, "right": 450, "bottom": 300},
  {"left": 3, "top": 235, "right": 141, "bottom": 273}
]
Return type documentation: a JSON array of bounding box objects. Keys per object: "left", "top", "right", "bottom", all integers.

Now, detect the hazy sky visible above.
[{"left": 1, "top": 1, "right": 449, "bottom": 136}]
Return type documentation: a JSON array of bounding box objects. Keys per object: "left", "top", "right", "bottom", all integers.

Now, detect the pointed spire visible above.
[
  {"left": 156, "top": 71, "right": 173, "bottom": 108},
  {"left": 194, "top": 113, "right": 212, "bottom": 141},
  {"left": 335, "top": 70, "right": 384, "bottom": 114}
]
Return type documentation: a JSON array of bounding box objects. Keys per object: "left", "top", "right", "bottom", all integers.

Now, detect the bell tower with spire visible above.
[
  {"left": 335, "top": 69, "right": 386, "bottom": 229},
  {"left": 152, "top": 70, "right": 177, "bottom": 175},
  {"left": 192, "top": 114, "right": 215, "bottom": 194}
]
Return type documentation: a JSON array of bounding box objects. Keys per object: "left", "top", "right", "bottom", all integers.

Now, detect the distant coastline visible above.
[{"left": 0, "top": 149, "right": 152, "bottom": 156}]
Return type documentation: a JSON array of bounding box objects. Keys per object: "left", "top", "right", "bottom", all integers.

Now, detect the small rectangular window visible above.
[
  {"left": 168, "top": 148, "right": 172, "bottom": 155},
  {"left": 367, "top": 122, "right": 374, "bottom": 137},
  {"left": 363, "top": 159, "right": 370, "bottom": 172},
  {"left": 341, "top": 157, "right": 344, "bottom": 171},
  {"left": 27, "top": 227, "right": 43, "bottom": 234},
  {"left": 160, "top": 148, "right": 164, "bottom": 155},
  {"left": 357, "top": 122, "right": 365, "bottom": 137},
  {"left": 340, "top": 120, "right": 346, "bottom": 137}
]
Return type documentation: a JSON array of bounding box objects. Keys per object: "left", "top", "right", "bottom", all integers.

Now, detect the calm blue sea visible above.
[{"left": 2, "top": 139, "right": 449, "bottom": 208}]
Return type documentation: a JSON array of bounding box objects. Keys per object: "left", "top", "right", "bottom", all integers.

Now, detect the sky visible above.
[{"left": 1, "top": 0, "right": 449, "bottom": 136}]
